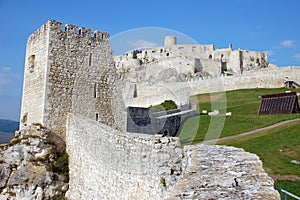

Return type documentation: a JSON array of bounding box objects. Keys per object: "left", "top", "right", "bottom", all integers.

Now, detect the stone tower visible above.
[{"left": 20, "top": 20, "right": 122, "bottom": 140}]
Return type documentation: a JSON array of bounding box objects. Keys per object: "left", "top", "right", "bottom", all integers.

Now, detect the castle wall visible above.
[
  {"left": 20, "top": 23, "right": 50, "bottom": 127},
  {"left": 66, "top": 114, "right": 183, "bottom": 200},
  {"left": 66, "top": 113, "right": 279, "bottom": 199},
  {"left": 126, "top": 67, "right": 300, "bottom": 108}
]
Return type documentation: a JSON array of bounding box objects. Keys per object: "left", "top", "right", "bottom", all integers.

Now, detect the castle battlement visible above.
[{"left": 27, "top": 20, "right": 109, "bottom": 45}]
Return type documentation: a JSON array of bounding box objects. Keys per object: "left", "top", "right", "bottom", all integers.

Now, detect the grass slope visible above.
[
  {"left": 179, "top": 88, "right": 300, "bottom": 144},
  {"left": 219, "top": 121, "right": 300, "bottom": 197},
  {"left": 179, "top": 87, "right": 300, "bottom": 196}
]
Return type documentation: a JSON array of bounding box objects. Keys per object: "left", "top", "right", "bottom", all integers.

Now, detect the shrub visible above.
[
  {"left": 160, "top": 100, "right": 177, "bottom": 111},
  {"left": 46, "top": 151, "right": 69, "bottom": 183}
]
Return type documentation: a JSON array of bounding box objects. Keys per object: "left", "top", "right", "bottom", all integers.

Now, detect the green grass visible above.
[
  {"left": 179, "top": 87, "right": 300, "bottom": 197},
  {"left": 275, "top": 180, "right": 300, "bottom": 199},
  {"left": 218, "top": 121, "right": 300, "bottom": 176},
  {"left": 179, "top": 88, "right": 300, "bottom": 145},
  {"left": 219, "top": 121, "right": 300, "bottom": 196}
]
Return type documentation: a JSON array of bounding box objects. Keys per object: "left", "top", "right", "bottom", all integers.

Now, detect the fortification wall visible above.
[
  {"left": 66, "top": 114, "right": 183, "bottom": 199},
  {"left": 127, "top": 67, "right": 300, "bottom": 108},
  {"left": 66, "top": 114, "right": 279, "bottom": 199}
]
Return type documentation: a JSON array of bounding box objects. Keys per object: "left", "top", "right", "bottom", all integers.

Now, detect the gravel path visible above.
[{"left": 202, "top": 117, "right": 300, "bottom": 145}]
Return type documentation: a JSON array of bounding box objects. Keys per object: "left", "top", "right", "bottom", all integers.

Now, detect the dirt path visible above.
[
  {"left": 270, "top": 174, "right": 300, "bottom": 181},
  {"left": 202, "top": 117, "right": 300, "bottom": 144}
]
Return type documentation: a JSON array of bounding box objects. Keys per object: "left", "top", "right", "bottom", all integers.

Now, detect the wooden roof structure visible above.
[{"left": 259, "top": 92, "right": 300, "bottom": 114}]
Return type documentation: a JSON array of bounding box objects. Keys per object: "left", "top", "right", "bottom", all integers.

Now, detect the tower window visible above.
[
  {"left": 89, "top": 53, "right": 92, "bottom": 66},
  {"left": 94, "top": 82, "right": 97, "bottom": 98},
  {"left": 28, "top": 55, "right": 35, "bottom": 73},
  {"left": 133, "top": 84, "right": 137, "bottom": 98},
  {"left": 96, "top": 113, "right": 99, "bottom": 121}
]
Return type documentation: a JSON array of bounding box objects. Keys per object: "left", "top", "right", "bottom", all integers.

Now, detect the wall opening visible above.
[
  {"left": 209, "top": 55, "right": 212, "bottom": 59},
  {"left": 166, "top": 53, "right": 169, "bottom": 56},
  {"left": 94, "top": 83, "right": 97, "bottom": 98},
  {"left": 28, "top": 55, "right": 35, "bottom": 73},
  {"left": 221, "top": 62, "right": 227, "bottom": 73},
  {"left": 89, "top": 53, "right": 92, "bottom": 66},
  {"left": 96, "top": 113, "right": 99, "bottom": 121},
  {"left": 133, "top": 84, "right": 137, "bottom": 98},
  {"left": 256, "top": 58, "right": 260, "bottom": 66}
]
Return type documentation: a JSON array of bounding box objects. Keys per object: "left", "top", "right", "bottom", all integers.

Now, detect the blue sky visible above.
[{"left": 0, "top": 0, "right": 300, "bottom": 121}]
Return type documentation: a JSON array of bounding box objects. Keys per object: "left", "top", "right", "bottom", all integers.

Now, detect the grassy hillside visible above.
[
  {"left": 178, "top": 87, "right": 300, "bottom": 197},
  {"left": 179, "top": 88, "right": 300, "bottom": 145},
  {"left": 218, "top": 121, "right": 300, "bottom": 198}
]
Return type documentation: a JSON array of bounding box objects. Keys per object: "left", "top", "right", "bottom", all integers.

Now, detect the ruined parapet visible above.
[
  {"left": 20, "top": 20, "right": 124, "bottom": 140},
  {"left": 166, "top": 145, "right": 280, "bottom": 199}
]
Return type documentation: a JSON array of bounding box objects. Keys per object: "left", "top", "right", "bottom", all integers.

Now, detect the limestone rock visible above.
[{"left": 0, "top": 125, "right": 68, "bottom": 199}]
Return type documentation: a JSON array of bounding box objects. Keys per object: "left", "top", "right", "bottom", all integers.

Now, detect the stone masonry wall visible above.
[
  {"left": 66, "top": 114, "right": 183, "bottom": 200},
  {"left": 127, "top": 67, "right": 300, "bottom": 108},
  {"left": 66, "top": 114, "right": 280, "bottom": 200}
]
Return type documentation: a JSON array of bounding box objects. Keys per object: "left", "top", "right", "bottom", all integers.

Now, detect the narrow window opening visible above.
[
  {"left": 96, "top": 113, "right": 99, "bottom": 121},
  {"left": 28, "top": 55, "right": 35, "bottom": 73},
  {"left": 133, "top": 84, "right": 137, "bottom": 98},
  {"left": 94, "top": 82, "right": 97, "bottom": 98},
  {"left": 89, "top": 53, "right": 92, "bottom": 66}
]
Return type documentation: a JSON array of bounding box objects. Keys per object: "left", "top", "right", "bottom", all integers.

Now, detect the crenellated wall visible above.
[{"left": 66, "top": 114, "right": 280, "bottom": 200}]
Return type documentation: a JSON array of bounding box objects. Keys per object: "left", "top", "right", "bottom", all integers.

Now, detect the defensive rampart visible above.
[{"left": 127, "top": 67, "right": 300, "bottom": 108}]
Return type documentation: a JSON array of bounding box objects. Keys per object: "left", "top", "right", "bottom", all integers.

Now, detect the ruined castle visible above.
[
  {"left": 18, "top": 20, "right": 300, "bottom": 199},
  {"left": 114, "top": 35, "right": 268, "bottom": 79}
]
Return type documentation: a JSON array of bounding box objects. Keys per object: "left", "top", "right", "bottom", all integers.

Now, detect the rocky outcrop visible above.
[{"left": 0, "top": 125, "right": 68, "bottom": 200}]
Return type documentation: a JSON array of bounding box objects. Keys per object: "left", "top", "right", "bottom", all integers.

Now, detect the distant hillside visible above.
[{"left": 0, "top": 119, "right": 19, "bottom": 133}]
